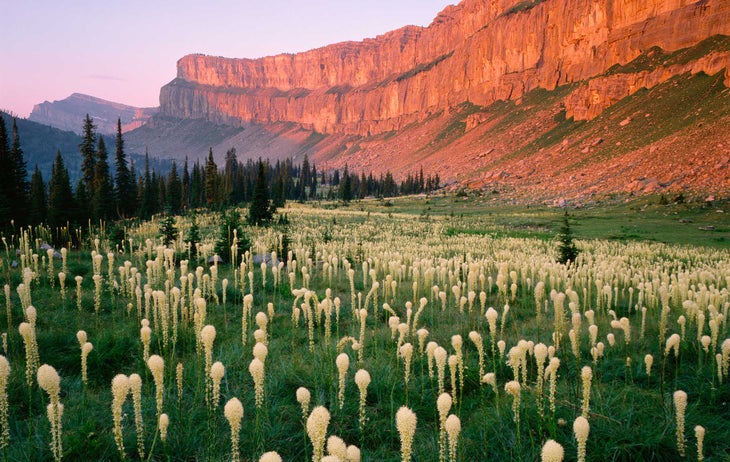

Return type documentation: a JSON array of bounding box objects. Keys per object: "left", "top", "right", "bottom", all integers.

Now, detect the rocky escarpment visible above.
[{"left": 160, "top": 0, "right": 730, "bottom": 136}]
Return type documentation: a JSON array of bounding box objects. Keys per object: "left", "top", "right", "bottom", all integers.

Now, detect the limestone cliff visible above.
[{"left": 159, "top": 0, "right": 730, "bottom": 135}]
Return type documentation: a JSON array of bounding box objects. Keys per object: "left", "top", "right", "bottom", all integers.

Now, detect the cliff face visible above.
[{"left": 159, "top": 0, "right": 730, "bottom": 135}]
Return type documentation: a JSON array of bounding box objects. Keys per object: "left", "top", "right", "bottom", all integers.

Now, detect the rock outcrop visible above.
[{"left": 159, "top": 0, "right": 730, "bottom": 135}]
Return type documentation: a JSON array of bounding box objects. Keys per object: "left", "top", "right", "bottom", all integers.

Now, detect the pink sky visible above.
[{"left": 0, "top": 1, "right": 454, "bottom": 117}]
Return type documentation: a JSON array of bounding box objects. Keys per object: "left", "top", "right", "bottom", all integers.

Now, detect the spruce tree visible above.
[
  {"left": 74, "top": 179, "right": 90, "bottom": 225},
  {"left": 248, "top": 159, "right": 273, "bottom": 225},
  {"left": 557, "top": 210, "right": 579, "bottom": 265},
  {"left": 215, "top": 208, "right": 250, "bottom": 263},
  {"left": 9, "top": 119, "right": 29, "bottom": 225},
  {"left": 114, "top": 118, "right": 134, "bottom": 217},
  {"left": 187, "top": 214, "right": 201, "bottom": 261},
  {"left": 48, "top": 151, "right": 76, "bottom": 228},
  {"left": 79, "top": 114, "right": 97, "bottom": 194},
  {"left": 272, "top": 170, "right": 285, "bottom": 209},
  {"left": 28, "top": 166, "right": 47, "bottom": 225},
  {"left": 340, "top": 164, "right": 353, "bottom": 203},
  {"left": 140, "top": 152, "right": 154, "bottom": 219},
  {"left": 0, "top": 116, "right": 11, "bottom": 227},
  {"left": 158, "top": 208, "right": 178, "bottom": 246},
  {"left": 92, "top": 136, "right": 115, "bottom": 222},
  {"left": 166, "top": 161, "right": 182, "bottom": 214},
  {"left": 204, "top": 148, "right": 218, "bottom": 208}
]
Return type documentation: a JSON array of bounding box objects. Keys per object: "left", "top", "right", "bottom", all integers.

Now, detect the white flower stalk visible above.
[
  {"left": 159, "top": 414, "right": 169, "bottom": 442},
  {"left": 721, "top": 338, "right": 730, "bottom": 378},
  {"left": 435, "top": 346, "right": 447, "bottom": 396},
  {"left": 296, "top": 387, "right": 311, "bottom": 421},
  {"left": 336, "top": 353, "right": 350, "bottom": 410},
  {"left": 346, "top": 444, "right": 361, "bottom": 462},
  {"left": 534, "top": 343, "right": 548, "bottom": 417},
  {"left": 259, "top": 452, "right": 282, "bottom": 462},
  {"left": 224, "top": 397, "right": 244, "bottom": 462},
  {"left": 0, "top": 355, "right": 10, "bottom": 449},
  {"left": 665, "top": 333, "right": 680, "bottom": 358},
  {"left": 249, "top": 358, "right": 265, "bottom": 409},
  {"left": 541, "top": 439, "right": 564, "bottom": 462},
  {"left": 674, "top": 390, "right": 687, "bottom": 456},
  {"left": 401, "top": 343, "right": 414, "bottom": 390},
  {"left": 426, "top": 342, "right": 437, "bottom": 378},
  {"left": 448, "top": 355, "right": 458, "bottom": 404},
  {"left": 469, "top": 331, "right": 485, "bottom": 381},
  {"left": 327, "top": 435, "right": 348, "bottom": 460},
  {"left": 81, "top": 342, "right": 93, "bottom": 386},
  {"left": 355, "top": 369, "right": 370, "bottom": 431},
  {"left": 445, "top": 414, "right": 460, "bottom": 462},
  {"left": 307, "top": 406, "right": 331, "bottom": 462},
  {"left": 581, "top": 366, "right": 592, "bottom": 419},
  {"left": 176, "top": 362, "right": 184, "bottom": 403},
  {"left": 485, "top": 307, "right": 498, "bottom": 354},
  {"left": 546, "top": 357, "right": 560, "bottom": 415},
  {"left": 111, "top": 374, "right": 130, "bottom": 459},
  {"left": 416, "top": 328, "right": 429, "bottom": 355},
  {"left": 140, "top": 319, "right": 152, "bottom": 363},
  {"left": 396, "top": 406, "right": 417, "bottom": 462},
  {"left": 573, "top": 416, "right": 590, "bottom": 462},
  {"left": 211, "top": 361, "right": 225, "bottom": 410},
  {"left": 129, "top": 373, "right": 145, "bottom": 459},
  {"left": 505, "top": 380, "right": 521, "bottom": 429},
  {"left": 644, "top": 354, "right": 653, "bottom": 380},
  {"left": 437, "top": 393, "right": 452, "bottom": 462},
  {"left": 695, "top": 425, "right": 705, "bottom": 462},
  {"left": 148, "top": 355, "right": 165, "bottom": 419}
]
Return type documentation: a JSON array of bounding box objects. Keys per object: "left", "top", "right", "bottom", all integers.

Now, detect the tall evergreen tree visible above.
[
  {"left": 204, "top": 148, "right": 219, "bottom": 208},
  {"left": 92, "top": 136, "right": 115, "bottom": 222},
  {"left": 74, "top": 179, "right": 90, "bottom": 225},
  {"left": 0, "top": 117, "right": 11, "bottom": 227},
  {"left": 28, "top": 166, "right": 47, "bottom": 225},
  {"left": 9, "top": 119, "right": 30, "bottom": 225},
  {"left": 181, "top": 158, "right": 190, "bottom": 210},
  {"left": 114, "top": 118, "right": 134, "bottom": 217},
  {"left": 79, "top": 114, "right": 97, "bottom": 194},
  {"left": 271, "top": 168, "right": 285, "bottom": 209},
  {"left": 248, "top": 159, "right": 273, "bottom": 225},
  {"left": 166, "top": 161, "right": 182, "bottom": 214},
  {"left": 340, "top": 164, "right": 353, "bottom": 203},
  {"left": 140, "top": 151, "right": 154, "bottom": 219},
  {"left": 48, "top": 151, "right": 76, "bottom": 228}
]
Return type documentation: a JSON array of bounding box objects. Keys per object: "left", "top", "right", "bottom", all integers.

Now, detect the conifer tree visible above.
[
  {"left": 158, "top": 208, "right": 178, "bottom": 246},
  {"left": 0, "top": 116, "right": 11, "bottom": 227},
  {"left": 74, "top": 179, "right": 90, "bottom": 225},
  {"left": 9, "top": 119, "right": 29, "bottom": 225},
  {"left": 140, "top": 151, "right": 154, "bottom": 219},
  {"left": 557, "top": 209, "right": 579, "bottom": 265},
  {"left": 28, "top": 166, "right": 47, "bottom": 225},
  {"left": 340, "top": 164, "right": 353, "bottom": 204},
  {"left": 166, "top": 161, "right": 182, "bottom": 214},
  {"left": 92, "top": 136, "right": 115, "bottom": 222},
  {"left": 205, "top": 148, "right": 218, "bottom": 208},
  {"left": 48, "top": 151, "right": 76, "bottom": 228},
  {"left": 248, "top": 159, "right": 273, "bottom": 225},
  {"left": 114, "top": 118, "right": 134, "bottom": 217},
  {"left": 79, "top": 114, "right": 97, "bottom": 194}
]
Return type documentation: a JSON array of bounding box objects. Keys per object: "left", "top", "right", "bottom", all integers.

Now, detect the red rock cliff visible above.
[{"left": 159, "top": 0, "right": 730, "bottom": 135}]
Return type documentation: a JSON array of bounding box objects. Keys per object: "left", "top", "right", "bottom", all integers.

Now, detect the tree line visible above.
[{"left": 0, "top": 114, "right": 441, "bottom": 232}]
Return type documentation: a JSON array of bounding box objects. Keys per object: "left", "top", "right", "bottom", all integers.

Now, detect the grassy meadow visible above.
[{"left": 1, "top": 195, "right": 729, "bottom": 461}]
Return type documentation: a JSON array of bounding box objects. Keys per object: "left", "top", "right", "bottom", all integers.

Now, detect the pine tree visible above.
[
  {"left": 79, "top": 114, "right": 97, "bottom": 194},
  {"left": 187, "top": 214, "right": 201, "bottom": 261},
  {"left": 310, "top": 162, "right": 318, "bottom": 199},
  {"left": 92, "top": 136, "right": 115, "bottom": 222},
  {"left": 74, "top": 179, "right": 90, "bottom": 225},
  {"left": 48, "top": 151, "right": 76, "bottom": 228},
  {"left": 205, "top": 148, "right": 219, "bottom": 208},
  {"left": 557, "top": 210, "right": 579, "bottom": 265},
  {"left": 9, "top": 119, "right": 29, "bottom": 225},
  {"left": 248, "top": 159, "right": 273, "bottom": 225},
  {"left": 340, "top": 164, "right": 352, "bottom": 203},
  {"left": 271, "top": 170, "right": 285, "bottom": 209},
  {"left": 166, "top": 161, "right": 182, "bottom": 214},
  {"left": 158, "top": 208, "right": 178, "bottom": 246},
  {"left": 140, "top": 152, "right": 154, "bottom": 219},
  {"left": 215, "top": 208, "right": 250, "bottom": 263},
  {"left": 114, "top": 118, "right": 134, "bottom": 217},
  {"left": 28, "top": 166, "right": 47, "bottom": 225},
  {"left": 181, "top": 158, "right": 190, "bottom": 210},
  {"left": 0, "top": 116, "right": 11, "bottom": 227}
]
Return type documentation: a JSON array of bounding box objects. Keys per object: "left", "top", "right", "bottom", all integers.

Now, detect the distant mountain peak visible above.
[{"left": 29, "top": 93, "right": 158, "bottom": 135}]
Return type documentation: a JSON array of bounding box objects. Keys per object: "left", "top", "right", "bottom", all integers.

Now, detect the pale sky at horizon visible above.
[{"left": 1, "top": 1, "right": 454, "bottom": 118}]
